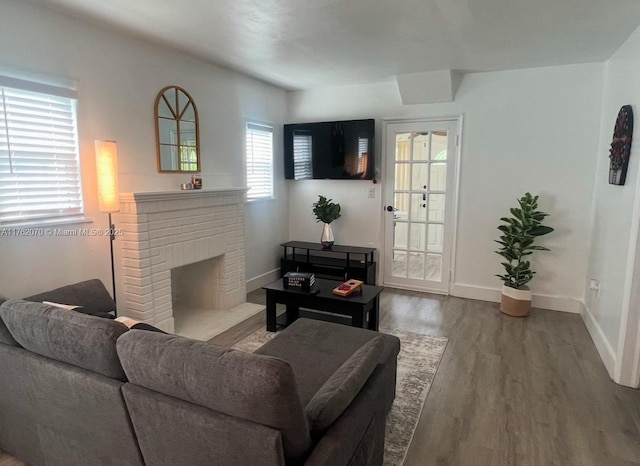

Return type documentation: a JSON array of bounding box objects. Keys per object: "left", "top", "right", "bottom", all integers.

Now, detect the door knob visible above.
[{"left": 386, "top": 205, "right": 394, "bottom": 212}]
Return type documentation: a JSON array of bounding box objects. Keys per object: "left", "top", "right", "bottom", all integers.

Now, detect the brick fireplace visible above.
[{"left": 116, "top": 188, "right": 247, "bottom": 333}]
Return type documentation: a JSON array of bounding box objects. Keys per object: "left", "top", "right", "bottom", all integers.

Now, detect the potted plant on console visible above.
[
  {"left": 495, "top": 192, "right": 554, "bottom": 317},
  {"left": 313, "top": 195, "right": 341, "bottom": 249}
]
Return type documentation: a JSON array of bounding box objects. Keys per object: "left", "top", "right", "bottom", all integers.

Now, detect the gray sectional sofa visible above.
[{"left": 0, "top": 280, "right": 400, "bottom": 465}]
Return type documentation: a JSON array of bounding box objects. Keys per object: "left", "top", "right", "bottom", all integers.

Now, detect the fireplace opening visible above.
[
  {"left": 171, "top": 256, "right": 222, "bottom": 313},
  {"left": 170, "top": 256, "right": 264, "bottom": 341}
]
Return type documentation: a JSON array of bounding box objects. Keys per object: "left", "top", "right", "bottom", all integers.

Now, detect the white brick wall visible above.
[{"left": 118, "top": 189, "right": 247, "bottom": 332}]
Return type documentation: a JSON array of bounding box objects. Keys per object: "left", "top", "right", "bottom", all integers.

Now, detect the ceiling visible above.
[{"left": 30, "top": 0, "right": 640, "bottom": 91}]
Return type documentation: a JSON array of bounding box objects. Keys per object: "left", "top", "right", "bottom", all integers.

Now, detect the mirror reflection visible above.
[{"left": 155, "top": 86, "right": 200, "bottom": 172}]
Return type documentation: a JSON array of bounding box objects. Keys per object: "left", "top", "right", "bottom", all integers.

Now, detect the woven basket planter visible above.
[{"left": 500, "top": 285, "right": 532, "bottom": 317}]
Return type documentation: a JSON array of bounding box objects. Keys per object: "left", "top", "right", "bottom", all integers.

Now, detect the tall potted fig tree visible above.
[{"left": 495, "top": 192, "right": 554, "bottom": 316}]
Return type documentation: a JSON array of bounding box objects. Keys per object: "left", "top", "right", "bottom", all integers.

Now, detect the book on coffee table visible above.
[
  {"left": 332, "top": 279, "right": 364, "bottom": 297},
  {"left": 283, "top": 271, "right": 316, "bottom": 291}
]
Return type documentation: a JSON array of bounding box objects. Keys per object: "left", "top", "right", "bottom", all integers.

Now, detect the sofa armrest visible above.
[
  {"left": 305, "top": 336, "right": 384, "bottom": 437},
  {"left": 304, "top": 366, "right": 387, "bottom": 466}
]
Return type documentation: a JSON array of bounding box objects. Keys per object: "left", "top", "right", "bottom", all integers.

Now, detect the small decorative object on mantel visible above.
[
  {"left": 495, "top": 192, "right": 554, "bottom": 317},
  {"left": 609, "top": 105, "right": 633, "bottom": 186},
  {"left": 312, "top": 195, "right": 341, "bottom": 249}
]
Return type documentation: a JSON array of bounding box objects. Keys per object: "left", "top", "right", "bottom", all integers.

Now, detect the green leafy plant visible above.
[
  {"left": 312, "top": 195, "right": 341, "bottom": 224},
  {"left": 495, "top": 192, "right": 554, "bottom": 289}
]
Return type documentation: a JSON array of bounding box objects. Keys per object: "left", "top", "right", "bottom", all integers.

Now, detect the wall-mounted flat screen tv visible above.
[{"left": 284, "top": 119, "right": 375, "bottom": 180}]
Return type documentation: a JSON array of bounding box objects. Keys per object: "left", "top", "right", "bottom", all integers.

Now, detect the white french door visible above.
[{"left": 383, "top": 119, "right": 460, "bottom": 293}]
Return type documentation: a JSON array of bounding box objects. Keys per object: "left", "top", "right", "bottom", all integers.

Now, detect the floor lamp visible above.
[{"left": 95, "top": 140, "right": 120, "bottom": 314}]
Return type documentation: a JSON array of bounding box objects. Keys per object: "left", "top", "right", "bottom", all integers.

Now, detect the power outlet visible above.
[
  {"left": 589, "top": 279, "right": 600, "bottom": 297},
  {"left": 367, "top": 187, "right": 375, "bottom": 198}
]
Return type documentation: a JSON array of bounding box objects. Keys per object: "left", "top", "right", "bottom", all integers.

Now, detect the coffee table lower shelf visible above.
[
  {"left": 263, "top": 278, "right": 383, "bottom": 332},
  {"left": 275, "top": 309, "right": 352, "bottom": 328}
]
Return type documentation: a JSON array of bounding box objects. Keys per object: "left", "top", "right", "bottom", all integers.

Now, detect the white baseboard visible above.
[
  {"left": 450, "top": 283, "right": 582, "bottom": 313},
  {"left": 531, "top": 294, "right": 582, "bottom": 313},
  {"left": 450, "top": 283, "right": 501, "bottom": 303},
  {"left": 580, "top": 303, "right": 617, "bottom": 377},
  {"left": 246, "top": 269, "right": 280, "bottom": 293}
]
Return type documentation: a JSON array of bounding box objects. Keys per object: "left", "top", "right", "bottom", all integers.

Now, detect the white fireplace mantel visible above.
[{"left": 119, "top": 187, "right": 247, "bottom": 203}]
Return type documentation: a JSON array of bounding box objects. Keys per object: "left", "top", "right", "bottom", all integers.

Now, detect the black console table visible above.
[{"left": 280, "top": 241, "right": 376, "bottom": 284}]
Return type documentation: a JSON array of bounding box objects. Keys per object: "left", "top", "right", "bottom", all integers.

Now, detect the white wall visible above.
[
  {"left": 0, "top": 0, "right": 288, "bottom": 299},
  {"left": 288, "top": 63, "right": 604, "bottom": 309},
  {"left": 585, "top": 23, "right": 640, "bottom": 382}
]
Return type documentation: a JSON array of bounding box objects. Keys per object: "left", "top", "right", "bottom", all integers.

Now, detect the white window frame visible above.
[
  {"left": 0, "top": 75, "right": 84, "bottom": 227},
  {"left": 244, "top": 121, "right": 274, "bottom": 201}
]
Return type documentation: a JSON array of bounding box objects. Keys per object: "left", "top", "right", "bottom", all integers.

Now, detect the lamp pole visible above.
[{"left": 108, "top": 212, "right": 117, "bottom": 306}]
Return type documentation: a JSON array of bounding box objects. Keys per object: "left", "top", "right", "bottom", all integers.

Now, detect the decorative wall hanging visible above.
[
  {"left": 155, "top": 85, "right": 200, "bottom": 173},
  {"left": 609, "top": 105, "right": 633, "bottom": 185}
]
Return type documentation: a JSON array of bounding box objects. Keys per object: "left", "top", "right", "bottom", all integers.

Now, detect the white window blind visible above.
[
  {"left": 0, "top": 79, "right": 83, "bottom": 226},
  {"left": 245, "top": 122, "right": 273, "bottom": 201},
  {"left": 293, "top": 131, "right": 313, "bottom": 180}
]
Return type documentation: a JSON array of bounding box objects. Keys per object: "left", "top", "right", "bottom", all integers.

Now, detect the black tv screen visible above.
[{"left": 284, "top": 119, "right": 375, "bottom": 180}]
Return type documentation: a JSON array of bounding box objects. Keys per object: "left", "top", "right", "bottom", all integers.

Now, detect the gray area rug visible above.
[{"left": 232, "top": 326, "right": 448, "bottom": 466}]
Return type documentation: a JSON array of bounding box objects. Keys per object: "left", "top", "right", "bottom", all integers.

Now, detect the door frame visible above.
[{"left": 379, "top": 115, "right": 463, "bottom": 294}]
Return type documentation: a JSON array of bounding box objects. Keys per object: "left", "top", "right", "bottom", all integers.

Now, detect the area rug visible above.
[{"left": 232, "top": 326, "right": 448, "bottom": 466}]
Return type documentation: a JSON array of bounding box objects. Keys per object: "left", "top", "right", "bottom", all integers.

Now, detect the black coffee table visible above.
[{"left": 263, "top": 278, "right": 383, "bottom": 332}]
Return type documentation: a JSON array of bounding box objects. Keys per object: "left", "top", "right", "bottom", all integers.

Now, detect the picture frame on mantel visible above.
[{"left": 609, "top": 105, "right": 633, "bottom": 186}]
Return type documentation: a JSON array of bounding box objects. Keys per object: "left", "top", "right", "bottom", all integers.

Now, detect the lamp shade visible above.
[{"left": 95, "top": 140, "right": 120, "bottom": 213}]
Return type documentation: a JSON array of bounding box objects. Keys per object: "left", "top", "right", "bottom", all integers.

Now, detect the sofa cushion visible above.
[
  {"left": 0, "top": 299, "right": 128, "bottom": 380},
  {"left": 117, "top": 330, "right": 312, "bottom": 464},
  {"left": 121, "top": 383, "right": 286, "bottom": 466},
  {"left": 305, "top": 336, "right": 384, "bottom": 436},
  {"left": 0, "top": 295, "right": 18, "bottom": 346},
  {"left": 256, "top": 318, "right": 401, "bottom": 407},
  {"left": 0, "top": 314, "right": 18, "bottom": 346},
  {"left": 0, "top": 324, "right": 17, "bottom": 346},
  {"left": 24, "top": 279, "right": 116, "bottom": 316}
]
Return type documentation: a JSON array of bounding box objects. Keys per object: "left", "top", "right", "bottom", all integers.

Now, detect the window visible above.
[
  {"left": 0, "top": 76, "right": 83, "bottom": 226},
  {"left": 245, "top": 122, "right": 273, "bottom": 200},
  {"left": 293, "top": 130, "right": 312, "bottom": 180}
]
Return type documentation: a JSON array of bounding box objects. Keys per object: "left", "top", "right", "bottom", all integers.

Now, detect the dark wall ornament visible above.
[{"left": 609, "top": 105, "right": 633, "bottom": 185}]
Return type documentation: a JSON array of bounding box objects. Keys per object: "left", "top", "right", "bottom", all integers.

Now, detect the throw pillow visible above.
[
  {"left": 304, "top": 336, "right": 384, "bottom": 437},
  {"left": 115, "top": 316, "right": 167, "bottom": 334},
  {"left": 42, "top": 301, "right": 115, "bottom": 319},
  {"left": 43, "top": 301, "right": 82, "bottom": 310}
]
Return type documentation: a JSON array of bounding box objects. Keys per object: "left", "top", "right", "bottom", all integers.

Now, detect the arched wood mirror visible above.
[{"left": 155, "top": 85, "right": 200, "bottom": 172}]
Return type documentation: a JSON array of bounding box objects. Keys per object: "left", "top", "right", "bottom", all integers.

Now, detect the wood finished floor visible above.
[
  {"left": 214, "top": 288, "right": 640, "bottom": 466},
  {"left": 2, "top": 288, "right": 640, "bottom": 465}
]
